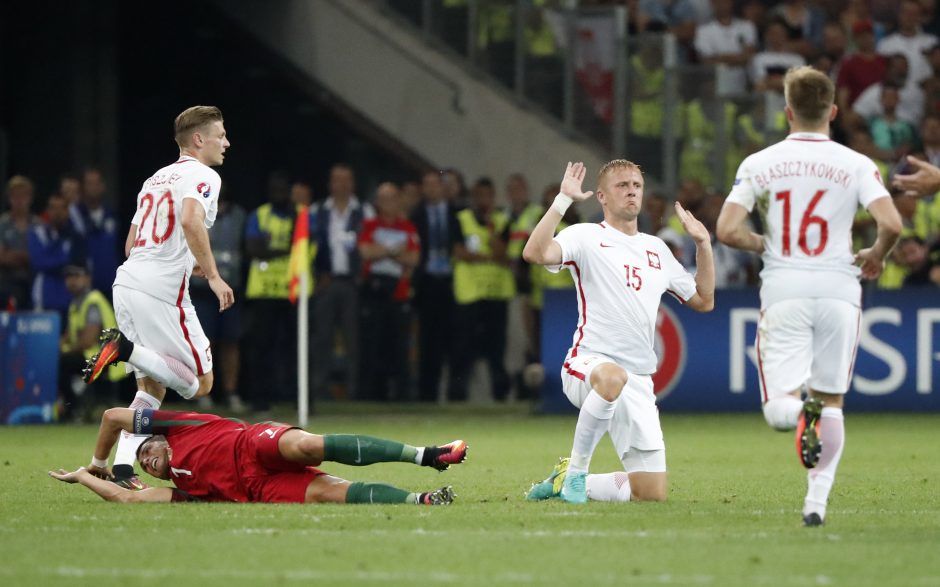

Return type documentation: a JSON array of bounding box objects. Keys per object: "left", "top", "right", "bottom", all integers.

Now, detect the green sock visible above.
[
  {"left": 345, "top": 482, "right": 418, "bottom": 504},
  {"left": 323, "top": 434, "right": 418, "bottom": 466}
]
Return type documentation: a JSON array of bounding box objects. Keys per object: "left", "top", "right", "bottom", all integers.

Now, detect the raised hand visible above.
[
  {"left": 674, "top": 202, "right": 710, "bottom": 245},
  {"left": 560, "top": 162, "right": 595, "bottom": 202},
  {"left": 891, "top": 155, "right": 940, "bottom": 197}
]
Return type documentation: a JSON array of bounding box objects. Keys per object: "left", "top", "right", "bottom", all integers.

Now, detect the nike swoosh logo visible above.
[
  {"left": 600, "top": 243, "right": 614, "bottom": 248},
  {"left": 355, "top": 438, "right": 362, "bottom": 464}
]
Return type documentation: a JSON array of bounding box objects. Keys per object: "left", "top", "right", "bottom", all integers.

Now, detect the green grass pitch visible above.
[{"left": 1, "top": 404, "right": 939, "bottom": 587}]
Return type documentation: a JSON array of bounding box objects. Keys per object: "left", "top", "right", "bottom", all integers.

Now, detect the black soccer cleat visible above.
[
  {"left": 82, "top": 329, "right": 132, "bottom": 384},
  {"left": 802, "top": 512, "right": 824, "bottom": 527},
  {"left": 796, "top": 397, "right": 824, "bottom": 469},
  {"left": 423, "top": 440, "right": 468, "bottom": 472}
]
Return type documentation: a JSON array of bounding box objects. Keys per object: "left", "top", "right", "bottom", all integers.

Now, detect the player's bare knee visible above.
[
  {"left": 194, "top": 372, "right": 214, "bottom": 398},
  {"left": 629, "top": 473, "right": 667, "bottom": 502},
  {"left": 590, "top": 365, "right": 628, "bottom": 401},
  {"left": 298, "top": 433, "right": 325, "bottom": 464}
]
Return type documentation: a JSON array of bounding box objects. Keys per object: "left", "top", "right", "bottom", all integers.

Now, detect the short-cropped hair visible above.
[
  {"left": 174, "top": 106, "right": 224, "bottom": 148},
  {"left": 784, "top": 66, "right": 834, "bottom": 126}
]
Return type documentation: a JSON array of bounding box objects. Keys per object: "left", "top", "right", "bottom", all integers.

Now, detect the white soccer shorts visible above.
[
  {"left": 756, "top": 297, "right": 861, "bottom": 401},
  {"left": 561, "top": 353, "right": 666, "bottom": 472},
  {"left": 113, "top": 285, "right": 213, "bottom": 378}
]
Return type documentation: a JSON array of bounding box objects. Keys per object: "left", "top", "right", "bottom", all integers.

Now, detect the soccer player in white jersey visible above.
[
  {"left": 523, "top": 160, "right": 715, "bottom": 504},
  {"left": 82, "top": 105, "right": 235, "bottom": 488},
  {"left": 716, "top": 66, "right": 902, "bottom": 527}
]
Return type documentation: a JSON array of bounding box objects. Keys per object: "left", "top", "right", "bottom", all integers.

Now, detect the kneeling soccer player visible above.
[{"left": 50, "top": 407, "right": 467, "bottom": 505}]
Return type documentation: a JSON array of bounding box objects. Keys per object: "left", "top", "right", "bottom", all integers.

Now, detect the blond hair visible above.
[
  {"left": 597, "top": 159, "right": 642, "bottom": 188},
  {"left": 174, "top": 106, "right": 224, "bottom": 148},
  {"left": 783, "top": 66, "right": 834, "bottom": 126}
]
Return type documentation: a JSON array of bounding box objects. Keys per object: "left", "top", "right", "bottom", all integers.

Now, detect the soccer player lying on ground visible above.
[{"left": 49, "top": 407, "right": 468, "bottom": 505}]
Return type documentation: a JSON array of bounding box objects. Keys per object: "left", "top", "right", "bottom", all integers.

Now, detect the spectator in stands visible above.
[
  {"left": 877, "top": 0, "right": 938, "bottom": 86},
  {"left": 921, "top": 112, "right": 940, "bottom": 166},
  {"left": 245, "top": 172, "right": 299, "bottom": 413},
  {"left": 697, "top": 192, "right": 755, "bottom": 287},
  {"left": 291, "top": 181, "right": 313, "bottom": 207},
  {"left": 358, "top": 182, "right": 420, "bottom": 402},
  {"left": 750, "top": 18, "right": 805, "bottom": 92},
  {"left": 451, "top": 178, "right": 514, "bottom": 402},
  {"left": 837, "top": 19, "right": 888, "bottom": 114},
  {"left": 313, "top": 164, "right": 374, "bottom": 401},
  {"left": 27, "top": 192, "right": 85, "bottom": 320},
  {"left": 638, "top": 0, "right": 698, "bottom": 58},
  {"left": 898, "top": 234, "right": 940, "bottom": 286},
  {"left": 868, "top": 83, "right": 920, "bottom": 160},
  {"left": 0, "top": 175, "right": 38, "bottom": 310},
  {"left": 477, "top": 1, "right": 515, "bottom": 88},
  {"left": 639, "top": 191, "right": 670, "bottom": 235},
  {"left": 678, "top": 73, "right": 746, "bottom": 191},
  {"left": 852, "top": 53, "right": 925, "bottom": 128},
  {"left": 411, "top": 170, "right": 461, "bottom": 403},
  {"left": 192, "top": 188, "right": 247, "bottom": 414},
  {"left": 768, "top": 0, "right": 826, "bottom": 59},
  {"left": 505, "top": 172, "right": 543, "bottom": 399},
  {"left": 819, "top": 21, "right": 848, "bottom": 79},
  {"left": 59, "top": 175, "right": 82, "bottom": 207},
  {"left": 839, "top": 0, "right": 888, "bottom": 48},
  {"left": 58, "top": 261, "right": 127, "bottom": 421},
  {"left": 628, "top": 40, "right": 667, "bottom": 181},
  {"left": 400, "top": 179, "right": 421, "bottom": 218},
  {"left": 694, "top": 0, "right": 758, "bottom": 97},
  {"left": 71, "top": 168, "right": 118, "bottom": 297},
  {"left": 441, "top": 167, "right": 468, "bottom": 209}
]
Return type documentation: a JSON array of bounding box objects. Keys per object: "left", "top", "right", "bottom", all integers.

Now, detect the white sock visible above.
[
  {"left": 569, "top": 390, "right": 617, "bottom": 473},
  {"left": 113, "top": 391, "right": 162, "bottom": 468},
  {"left": 762, "top": 395, "right": 803, "bottom": 431},
  {"left": 413, "top": 447, "right": 425, "bottom": 465},
  {"left": 804, "top": 407, "right": 845, "bottom": 520},
  {"left": 586, "top": 472, "right": 632, "bottom": 502},
  {"left": 129, "top": 345, "right": 200, "bottom": 399}
]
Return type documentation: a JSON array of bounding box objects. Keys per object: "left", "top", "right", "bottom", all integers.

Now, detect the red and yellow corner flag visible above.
[{"left": 287, "top": 205, "right": 310, "bottom": 304}]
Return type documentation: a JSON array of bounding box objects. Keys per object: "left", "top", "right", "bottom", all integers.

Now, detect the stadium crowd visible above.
[{"left": 5, "top": 0, "right": 940, "bottom": 419}]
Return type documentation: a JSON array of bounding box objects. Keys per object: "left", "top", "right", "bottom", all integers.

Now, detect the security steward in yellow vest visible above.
[
  {"left": 244, "top": 173, "right": 313, "bottom": 410},
  {"left": 505, "top": 173, "right": 544, "bottom": 399},
  {"left": 451, "top": 178, "right": 515, "bottom": 401},
  {"left": 59, "top": 263, "right": 126, "bottom": 421}
]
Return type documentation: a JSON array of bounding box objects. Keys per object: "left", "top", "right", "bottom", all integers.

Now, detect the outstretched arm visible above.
[
  {"left": 716, "top": 201, "right": 764, "bottom": 253},
  {"left": 49, "top": 467, "right": 172, "bottom": 503},
  {"left": 892, "top": 155, "right": 940, "bottom": 197},
  {"left": 523, "top": 162, "right": 594, "bottom": 265},
  {"left": 675, "top": 202, "right": 715, "bottom": 313}
]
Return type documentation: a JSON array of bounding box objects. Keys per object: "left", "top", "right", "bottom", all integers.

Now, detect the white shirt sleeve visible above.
[
  {"left": 858, "top": 157, "right": 891, "bottom": 209},
  {"left": 181, "top": 169, "right": 221, "bottom": 228},
  {"left": 130, "top": 192, "right": 145, "bottom": 226},
  {"left": 725, "top": 156, "right": 759, "bottom": 212},
  {"left": 547, "top": 224, "right": 583, "bottom": 274}
]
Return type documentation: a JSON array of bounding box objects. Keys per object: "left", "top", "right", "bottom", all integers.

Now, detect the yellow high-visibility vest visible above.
[
  {"left": 453, "top": 209, "right": 516, "bottom": 304},
  {"left": 67, "top": 289, "right": 125, "bottom": 382}
]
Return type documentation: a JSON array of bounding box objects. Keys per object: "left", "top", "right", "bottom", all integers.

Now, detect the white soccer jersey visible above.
[
  {"left": 113, "top": 156, "right": 221, "bottom": 306},
  {"left": 550, "top": 222, "right": 698, "bottom": 375},
  {"left": 725, "top": 132, "right": 889, "bottom": 308}
]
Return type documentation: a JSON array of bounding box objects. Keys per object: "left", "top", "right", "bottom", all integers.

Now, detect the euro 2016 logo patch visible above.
[
  {"left": 196, "top": 182, "right": 211, "bottom": 199},
  {"left": 647, "top": 250, "right": 661, "bottom": 269}
]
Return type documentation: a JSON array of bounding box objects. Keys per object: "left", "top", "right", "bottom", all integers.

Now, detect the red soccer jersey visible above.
[
  {"left": 135, "top": 409, "right": 251, "bottom": 502},
  {"left": 358, "top": 216, "right": 420, "bottom": 301}
]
